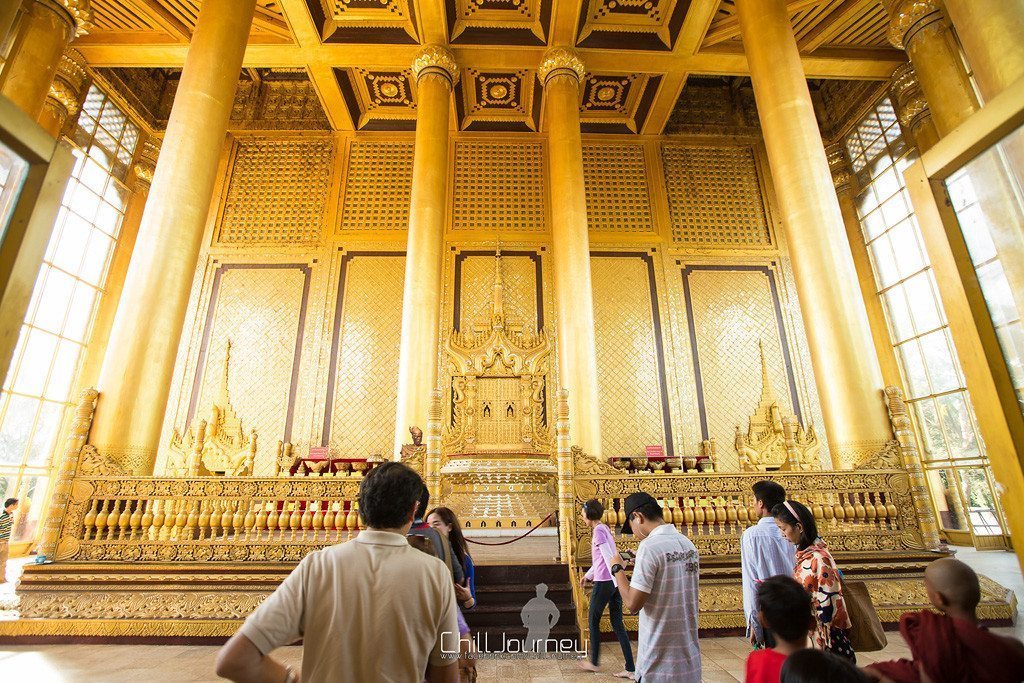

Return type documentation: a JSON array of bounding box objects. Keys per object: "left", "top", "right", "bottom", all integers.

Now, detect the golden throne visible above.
[{"left": 437, "top": 249, "right": 557, "bottom": 529}]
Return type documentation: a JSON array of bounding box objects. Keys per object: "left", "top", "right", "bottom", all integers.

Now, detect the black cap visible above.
[{"left": 620, "top": 492, "right": 658, "bottom": 535}]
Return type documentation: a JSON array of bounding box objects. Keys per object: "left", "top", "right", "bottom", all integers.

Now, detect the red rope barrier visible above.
[{"left": 463, "top": 512, "right": 555, "bottom": 546}]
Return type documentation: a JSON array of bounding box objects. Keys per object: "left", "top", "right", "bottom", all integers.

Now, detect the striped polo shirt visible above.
[{"left": 0, "top": 510, "right": 11, "bottom": 541}]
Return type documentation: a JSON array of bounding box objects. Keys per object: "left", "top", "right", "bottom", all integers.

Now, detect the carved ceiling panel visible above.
[
  {"left": 446, "top": 0, "right": 552, "bottom": 46},
  {"left": 82, "top": 0, "right": 291, "bottom": 43},
  {"left": 575, "top": 0, "right": 692, "bottom": 51},
  {"left": 305, "top": 0, "right": 420, "bottom": 44},
  {"left": 456, "top": 69, "right": 540, "bottom": 131},
  {"left": 578, "top": 73, "right": 661, "bottom": 134},
  {"left": 335, "top": 67, "right": 417, "bottom": 130}
]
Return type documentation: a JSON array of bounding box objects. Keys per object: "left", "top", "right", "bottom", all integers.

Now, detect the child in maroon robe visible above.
[{"left": 865, "top": 558, "right": 1024, "bottom": 683}]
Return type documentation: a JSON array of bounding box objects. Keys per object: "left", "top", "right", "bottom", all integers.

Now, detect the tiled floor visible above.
[{"left": 0, "top": 546, "right": 1019, "bottom": 681}]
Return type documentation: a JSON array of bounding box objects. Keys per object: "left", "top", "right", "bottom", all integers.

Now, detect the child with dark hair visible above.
[
  {"left": 773, "top": 499, "right": 855, "bottom": 662},
  {"left": 780, "top": 648, "right": 868, "bottom": 683},
  {"left": 745, "top": 575, "right": 814, "bottom": 683},
  {"left": 578, "top": 498, "right": 634, "bottom": 677}
]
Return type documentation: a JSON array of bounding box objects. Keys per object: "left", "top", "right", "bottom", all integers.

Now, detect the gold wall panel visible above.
[
  {"left": 340, "top": 140, "right": 415, "bottom": 231},
  {"left": 661, "top": 143, "right": 771, "bottom": 246},
  {"left": 582, "top": 143, "right": 654, "bottom": 233},
  {"left": 685, "top": 268, "right": 795, "bottom": 472},
  {"left": 190, "top": 267, "right": 308, "bottom": 475},
  {"left": 452, "top": 142, "right": 546, "bottom": 232},
  {"left": 592, "top": 255, "right": 668, "bottom": 457},
  {"left": 330, "top": 254, "right": 406, "bottom": 458},
  {"left": 458, "top": 253, "right": 539, "bottom": 331},
  {"left": 218, "top": 138, "right": 333, "bottom": 244}
]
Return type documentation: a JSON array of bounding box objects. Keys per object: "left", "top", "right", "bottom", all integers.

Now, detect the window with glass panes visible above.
[
  {"left": 846, "top": 98, "right": 1006, "bottom": 539},
  {"left": 0, "top": 85, "right": 138, "bottom": 545}
]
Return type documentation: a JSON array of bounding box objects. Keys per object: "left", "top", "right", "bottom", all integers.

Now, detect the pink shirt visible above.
[{"left": 584, "top": 523, "right": 617, "bottom": 582}]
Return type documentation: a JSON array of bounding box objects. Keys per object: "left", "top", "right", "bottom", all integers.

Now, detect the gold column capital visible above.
[
  {"left": 538, "top": 47, "right": 586, "bottom": 87},
  {"left": 885, "top": 0, "right": 945, "bottom": 50},
  {"left": 889, "top": 62, "right": 932, "bottom": 132},
  {"left": 42, "top": 47, "right": 88, "bottom": 128},
  {"left": 825, "top": 141, "right": 853, "bottom": 192},
  {"left": 411, "top": 45, "right": 459, "bottom": 87},
  {"left": 132, "top": 138, "right": 162, "bottom": 189},
  {"left": 61, "top": 0, "right": 93, "bottom": 35}
]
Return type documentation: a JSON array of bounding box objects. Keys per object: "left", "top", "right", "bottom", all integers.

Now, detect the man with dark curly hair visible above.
[{"left": 216, "top": 462, "right": 459, "bottom": 682}]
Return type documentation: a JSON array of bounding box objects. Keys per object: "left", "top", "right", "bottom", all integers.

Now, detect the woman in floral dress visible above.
[{"left": 772, "top": 499, "right": 856, "bottom": 662}]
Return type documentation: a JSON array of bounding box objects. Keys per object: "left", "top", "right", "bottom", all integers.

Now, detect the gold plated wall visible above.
[
  {"left": 452, "top": 141, "right": 546, "bottom": 232},
  {"left": 155, "top": 131, "right": 830, "bottom": 470},
  {"left": 662, "top": 143, "right": 771, "bottom": 246},
  {"left": 582, "top": 143, "right": 654, "bottom": 233},
  {"left": 340, "top": 140, "right": 414, "bottom": 232},
  {"left": 217, "top": 137, "right": 334, "bottom": 244},
  {"left": 591, "top": 254, "right": 668, "bottom": 456},
  {"left": 328, "top": 254, "right": 406, "bottom": 458}
]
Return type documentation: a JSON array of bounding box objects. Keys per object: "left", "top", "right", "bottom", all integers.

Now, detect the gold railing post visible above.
[
  {"left": 37, "top": 387, "right": 98, "bottom": 559},
  {"left": 884, "top": 385, "right": 942, "bottom": 549},
  {"left": 555, "top": 388, "right": 573, "bottom": 561},
  {"left": 426, "top": 388, "right": 443, "bottom": 503}
]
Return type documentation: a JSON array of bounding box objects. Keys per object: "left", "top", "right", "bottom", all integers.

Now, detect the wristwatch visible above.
[{"left": 610, "top": 563, "right": 624, "bottom": 576}]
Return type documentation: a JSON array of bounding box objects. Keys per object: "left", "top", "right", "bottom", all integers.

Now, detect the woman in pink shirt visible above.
[{"left": 579, "top": 498, "right": 635, "bottom": 678}]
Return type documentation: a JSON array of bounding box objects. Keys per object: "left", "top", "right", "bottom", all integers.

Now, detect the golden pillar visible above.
[
  {"left": 737, "top": 0, "right": 892, "bottom": 469},
  {"left": 827, "top": 143, "right": 904, "bottom": 391},
  {"left": 889, "top": 63, "right": 940, "bottom": 153},
  {"left": 943, "top": 0, "right": 1024, "bottom": 102},
  {"left": 0, "top": 1, "right": 21, "bottom": 48},
  {"left": 0, "top": 0, "right": 89, "bottom": 119},
  {"left": 886, "top": 0, "right": 978, "bottom": 135},
  {"left": 37, "top": 48, "right": 88, "bottom": 138},
  {"left": 539, "top": 47, "right": 602, "bottom": 458},
  {"left": 89, "top": 0, "right": 256, "bottom": 475},
  {"left": 393, "top": 46, "right": 458, "bottom": 457}
]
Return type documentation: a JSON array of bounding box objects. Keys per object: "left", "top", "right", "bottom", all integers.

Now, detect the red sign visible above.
[
  {"left": 645, "top": 445, "right": 664, "bottom": 459},
  {"left": 307, "top": 446, "right": 330, "bottom": 461}
]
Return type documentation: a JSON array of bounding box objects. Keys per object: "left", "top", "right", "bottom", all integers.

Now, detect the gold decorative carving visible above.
[
  {"left": 218, "top": 138, "right": 333, "bottom": 244},
  {"left": 59, "top": 0, "right": 93, "bottom": 36},
  {"left": 885, "top": 0, "right": 945, "bottom": 49},
  {"left": 826, "top": 142, "right": 853, "bottom": 192},
  {"left": 132, "top": 138, "right": 160, "bottom": 188},
  {"left": 734, "top": 341, "right": 821, "bottom": 471},
  {"left": 169, "top": 341, "right": 257, "bottom": 477},
  {"left": 330, "top": 255, "right": 406, "bottom": 458},
  {"left": 884, "top": 385, "right": 941, "bottom": 548},
  {"left": 448, "top": 0, "right": 548, "bottom": 45},
  {"left": 889, "top": 63, "right": 932, "bottom": 134},
  {"left": 686, "top": 269, "right": 799, "bottom": 472},
  {"left": 591, "top": 255, "right": 666, "bottom": 456},
  {"left": 577, "top": 0, "right": 689, "bottom": 50},
  {"left": 582, "top": 144, "right": 653, "bottom": 232},
  {"left": 538, "top": 48, "right": 585, "bottom": 86},
  {"left": 411, "top": 45, "right": 459, "bottom": 87},
  {"left": 662, "top": 144, "right": 770, "bottom": 246},
  {"left": 43, "top": 48, "right": 89, "bottom": 129},
  {"left": 452, "top": 142, "right": 546, "bottom": 232},
  {"left": 340, "top": 140, "right": 414, "bottom": 231},
  {"left": 77, "top": 445, "right": 127, "bottom": 477},
  {"left": 834, "top": 439, "right": 892, "bottom": 470},
  {"left": 460, "top": 253, "right": 538, "bottom": 333}
]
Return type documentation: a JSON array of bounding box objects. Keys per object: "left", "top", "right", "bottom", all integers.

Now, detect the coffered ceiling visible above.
[{"left": 72, "top": 0, "right": 906, "bottom": 133}]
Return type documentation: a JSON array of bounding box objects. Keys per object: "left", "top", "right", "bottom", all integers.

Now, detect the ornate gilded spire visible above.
[
  {"left": 491, "top": 242, "right": 505, "bottom": 329},
  {"left": 758, "top": 339, "right": 776, "bottom": 405},
  {"left": 218, "top": 339, "right": 232, "bottom": 405}
]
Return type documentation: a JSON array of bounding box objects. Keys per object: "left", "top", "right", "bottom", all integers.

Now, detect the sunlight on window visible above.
[{"left": 0, "top": 85, "right": 139, "bottom": 544}]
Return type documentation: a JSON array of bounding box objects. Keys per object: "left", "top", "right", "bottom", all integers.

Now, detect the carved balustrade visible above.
[{"left": 55, "top": 476, "right": 367, "bottom": 563}]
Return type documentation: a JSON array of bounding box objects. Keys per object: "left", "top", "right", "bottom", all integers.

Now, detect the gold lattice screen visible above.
[
  {"left": 684, "top": 267, "right": 796, "bottom": 472},
  {"left": 340, "top": 140, "right": 415, "bottom": 231},
  {"left": 329, "top": 254, "right": 406, "bottom": 458},
  {"left": 189, "top": 266, "right": 308, "bottom": 475},
  {"left": 592, "top": 254, "right": 669, "bottom": 457},
  {"left": 452, "top": 142, "right": 546, "bottom": 232},
  {"left": 218, "top": 138, "right": 334, "bottom": 244},
  {"left": 582, "top": 143, "right": 654, "bottom": 233},
  {"left": 457, "top": 253, "right": 539, "bottom": 330},
  {"left": 661, "top": 143, "right": 771, "bottom": 246}
]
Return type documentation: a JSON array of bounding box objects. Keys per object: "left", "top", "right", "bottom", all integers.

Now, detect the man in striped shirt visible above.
[{"left": 0, "top": 497, "right": 18, "bottom": 584}]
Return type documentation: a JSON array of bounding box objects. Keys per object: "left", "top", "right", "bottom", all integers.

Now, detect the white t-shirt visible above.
[
  {"left": 629, "top": 523, "right": 701, "bottom": 682},
  {"left": 239, "top": 530, "right": 459, "bottom": 682}
]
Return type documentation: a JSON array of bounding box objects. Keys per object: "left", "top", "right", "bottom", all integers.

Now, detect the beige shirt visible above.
[{"left": 239, "top": 529, "right": 459, "bottom": 682}]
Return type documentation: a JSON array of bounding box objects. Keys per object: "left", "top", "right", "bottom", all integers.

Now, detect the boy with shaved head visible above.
[{"left": 865, "top": 557, "right": 1024, "bottom": 683}]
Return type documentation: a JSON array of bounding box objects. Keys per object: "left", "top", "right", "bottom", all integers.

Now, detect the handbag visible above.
[{"left": 839, "top": 574, "right": 888, "bottom": 652}]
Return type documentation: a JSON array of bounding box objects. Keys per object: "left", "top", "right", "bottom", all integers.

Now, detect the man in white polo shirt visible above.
[
  {"left": 609, "top": 492, "right": 701, "bottom": 682},
  {"left": 216, "top": 461, "right": 459, "bottom": 683}
]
